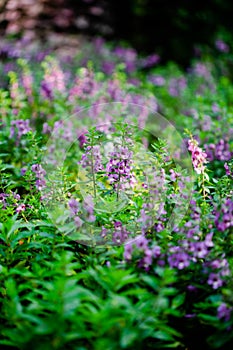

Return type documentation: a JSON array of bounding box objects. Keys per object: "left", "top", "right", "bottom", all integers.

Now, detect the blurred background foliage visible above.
[{"left": 0, "top": 0, "right": 233, "bottom": 66}]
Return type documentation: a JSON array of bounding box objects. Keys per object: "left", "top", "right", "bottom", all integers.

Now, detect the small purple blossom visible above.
[
  {"left": 20, "top": 167, "right": 27, "bottom": 176},
  {"left": 79, "top": 144, "right": 103, "bottom": 173},
  {"left": 112, "top": 221, "right": 130, "bottom": 245},
  {"left": 215, "top": 39, "right": 229, "bottom": 53},
  {"left": 205, "top": 139, "right": 232, "bottom": 161},
  {"left": 214, "top": 198, "right": 233, "bottom": 232},
  {"left": 106, "top": 145, "right": 135, "bottom": 190},
  {"left": 149, "top": 75, "right": 165, "bottom": 86},
  {"left": 10, "top": 119, "right": 31, "bottom": 141},
  {"left": 0, "top": 193, "right": 9, "bottom": 209},
  {"left": 16, "top": 203, "right": 26, "bottom": 213},
  {"left": 68, "top": 198, "right": 80, "bottom": 216},
  {"left": 124, "top": 243, "right": 133, "bottom": 260},
  {"left": 74, "top": 216, "right": 83, "bottom": 228},
  {"left": 207, "top": 273, "right": 223, "bottom": 289},
  {"left": 168, "top": 251, "right": 190, "bottom": 270},
  {"left": 224, "top": 162, "right": 233, "bottom": 176},
  {"left": 31, "top": 164, "right": 46, "bottom": 191},
  {"left": 217, "top": 303, "right": 232, "bottom": 321}
]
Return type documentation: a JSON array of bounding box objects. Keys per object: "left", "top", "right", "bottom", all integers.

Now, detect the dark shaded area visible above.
[
  {"left": 1, "top": 0, "right": 233, "bottom": 65},
  {"left": 111, "top": 0, "right": 233, "bottom": 65}
]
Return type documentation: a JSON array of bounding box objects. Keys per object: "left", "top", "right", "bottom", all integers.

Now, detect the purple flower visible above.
[
  {"left": 78, "top": 132, "right": 88, "bottom": 148},
  {"left": 42, "top": 123, "right": 52, "bottom": 134},
  {"left": 106, "top": 145, "right": 135, "bottom": 190},
  {"left": 74, "top": 216, "right": 83, "bottom": 228},
  {"left": 141, "top": 249, "right": 153, "bottom": 268},
  {"left": 102, "top": 61, "right": 115, "bottom": 75},
  {"left": 149, "top": 75, "right": 166, "bottom": 86},
  {"left": 135, "top": 235, "right": 149, "bottom": 250},
  {"left": 207, "top": 273, "right": 223, "bottom": 289},
  {"left": 0, "top": 193, "right": 9, "bottom": 209},
  {"left": 31, "top": 164, "right": 46, "bottom": 177},
  {"left": 168, "top": 251, "right": 190, "bottom": 270},
  {"left": 224, "top": 163, "right": 232, "bottom": 176},
  {"left": 214, "top": 198, "right": 233, "bottom": 232},
  {"left": 215, "top": 39, "right": 229, "bottom": 53},
  {"left": 170, "top": 169, "right": 180, "bottom": 181},
  {"left": 31, "top": 164, "right": 46, "bottom": 191},
  {"left": 10, "top": 119, "right": 31, "bottom": 140},
  {"left": 152, "top": 245, "right": 161, "bottom": 258},
  {"left": 169, "top": 77, "right": 187, "bottom": 97},
  {"left": 124, "top": 243, "right": 133, "bottom": 260},
  {"left": 189, "top": 242, "right": 208, "bottom": 259},
  {"left": 205, "top": 233, "right": 214, "bottom": 248},
  {"left": 16, "top": 204, "right": 26, "bottom": 213},
  {"left": 205, "top": 139, "right": 232, "bottom": 162},
  {"left": 83, "top": 195, "right": 94, "bottom": 215},
  {"left": 140, "top": 54, "right": 160, "bottom": 68},
  {"left": 217, "top": 303, "right": 232, "bottom": 321},
  {"left": 187, "top": 285, "right": 198, "bottom": 292},
  {"left": 79, "top": 144, "right": 103, "bottom": 173},
  {"left": 112, "top": 221, "right": 130, "bottom": 245},
  {"left": 20, "top": 167, "right": 27, "bottom": 176},
  {"left": 35, "top": 179, "right": 46, "bottom": 191},
  {"left": 68, "top": 198, "right": 80, "bottom": 216}
]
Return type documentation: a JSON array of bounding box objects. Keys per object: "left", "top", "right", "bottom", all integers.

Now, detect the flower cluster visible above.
[
  {"left": 124, "top": 235, "right": 162, "bottom": 270},
  {"left": 41, "top": 58, "right": 66, "bottom": 99},
  {"left": 0, "top": 193, "right": 9, "bottom": 209},
  {"left": 79, "top": 145, "right": 103, "bottom": 173},
  {"left": 68, "top": 198, "right": 83, "bottom": 228},
  {"left": 215, "top": 39, "right": 229, "bottom": 53},
  {"left": 10, "top": 119, "right": 31, "bottom": 142},
  {"left": 112, "top": 221, "right": 131, "bottom": 245},
  {"left": 205, "top": 139, "right": 232, "bottom": 161},
  {"left": 106, "top": 145, "right": 135, "bottom": 190},
  {"left": 83, "top": 195, "right": 96, "bottom": 223},
  {"left": 204, "top": 256, "right": 230, "bottom": 289},
  {"left": 68, "top": 195, "right": 95, "bottom": 228},
  {"left": 31, "top": 164, "right": 46, "bottom": 190},
  {"left": 224, "top": 162, "right": 233, "bottom": 176},
  {"left": 168, "top": 77, "right": 187, "bottom": 97},
  {"left": 214, "top": 198, "right": 233, "bottom": 232},
  {"left": 69, "top": 68, "right": 98, "bottom": 102},
  {"left": 188, "top": 138, "right": 208, "bottom": 174},
  {"left": 217, "top": 303, "right": 232, "bottom": 322}
]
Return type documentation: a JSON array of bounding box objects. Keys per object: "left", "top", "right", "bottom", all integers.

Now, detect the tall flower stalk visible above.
[{"left": 186, "top": 131, "right": 209, "bottom": 200}]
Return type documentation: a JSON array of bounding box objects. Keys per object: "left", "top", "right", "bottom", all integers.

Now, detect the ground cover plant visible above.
[{"left": 0, "top": 36, "right": 233, "bottom": 349}]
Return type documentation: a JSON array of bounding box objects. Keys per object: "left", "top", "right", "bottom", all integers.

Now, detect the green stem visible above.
[
  {"left": 202, "top": 172, "right": 206, "bottom": 201},
  {"left": 91, "top": 146, "right": 97, "bottom": 198}
]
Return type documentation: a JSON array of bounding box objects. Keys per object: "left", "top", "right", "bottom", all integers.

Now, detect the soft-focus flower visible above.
[
  {"left": 215, "top": 39, "right": 229, "bottom": 53},
  {"left": 124, "top": 243, "right": 133, "bottom": 260},
  {"left": 0, "top": 193, "right": 9, "bottom": 209},
  {"left": 168, "top": 251, "right": 190, "bottom": 270},
  {"left": 188, "top": 138, "right": 208, "bottom": 174},
  {"left": 207, "top": 273, "right": 223, "bottom": 289},
  {"left": 214, "top": 198, "right": 233, "bottom": 232},
  {"left": 68, "top": 198, "right": 80, "bottom": 216},
  {"left": 10, "top": 119, "right": 31, "bottom": 140},
  {"left": 112, "top": 221, "right": 130, "bottom": 244},
  {"left": 217, "top": 303, "right": 232, "bottom": 321},
  {"left": 205, "top": 139, "right": 232, "bottom": 161},
  {"left": 32, "top": 164, "right": 46, "bottom": 190},
  {"left": 74, "top": 216, "right": 83, "bottom": 228},
  {"left": 79, "top": 144, "right": 103, "bottom": 173},
  {"left": 106, "top": 145, "right": 135, "bottom": 190},
  {"left": 16, "top": 204, "right": 26, "bottom": 213},
  {"left": 224, "top": 162, "right": 233, "bottom": 176}
]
